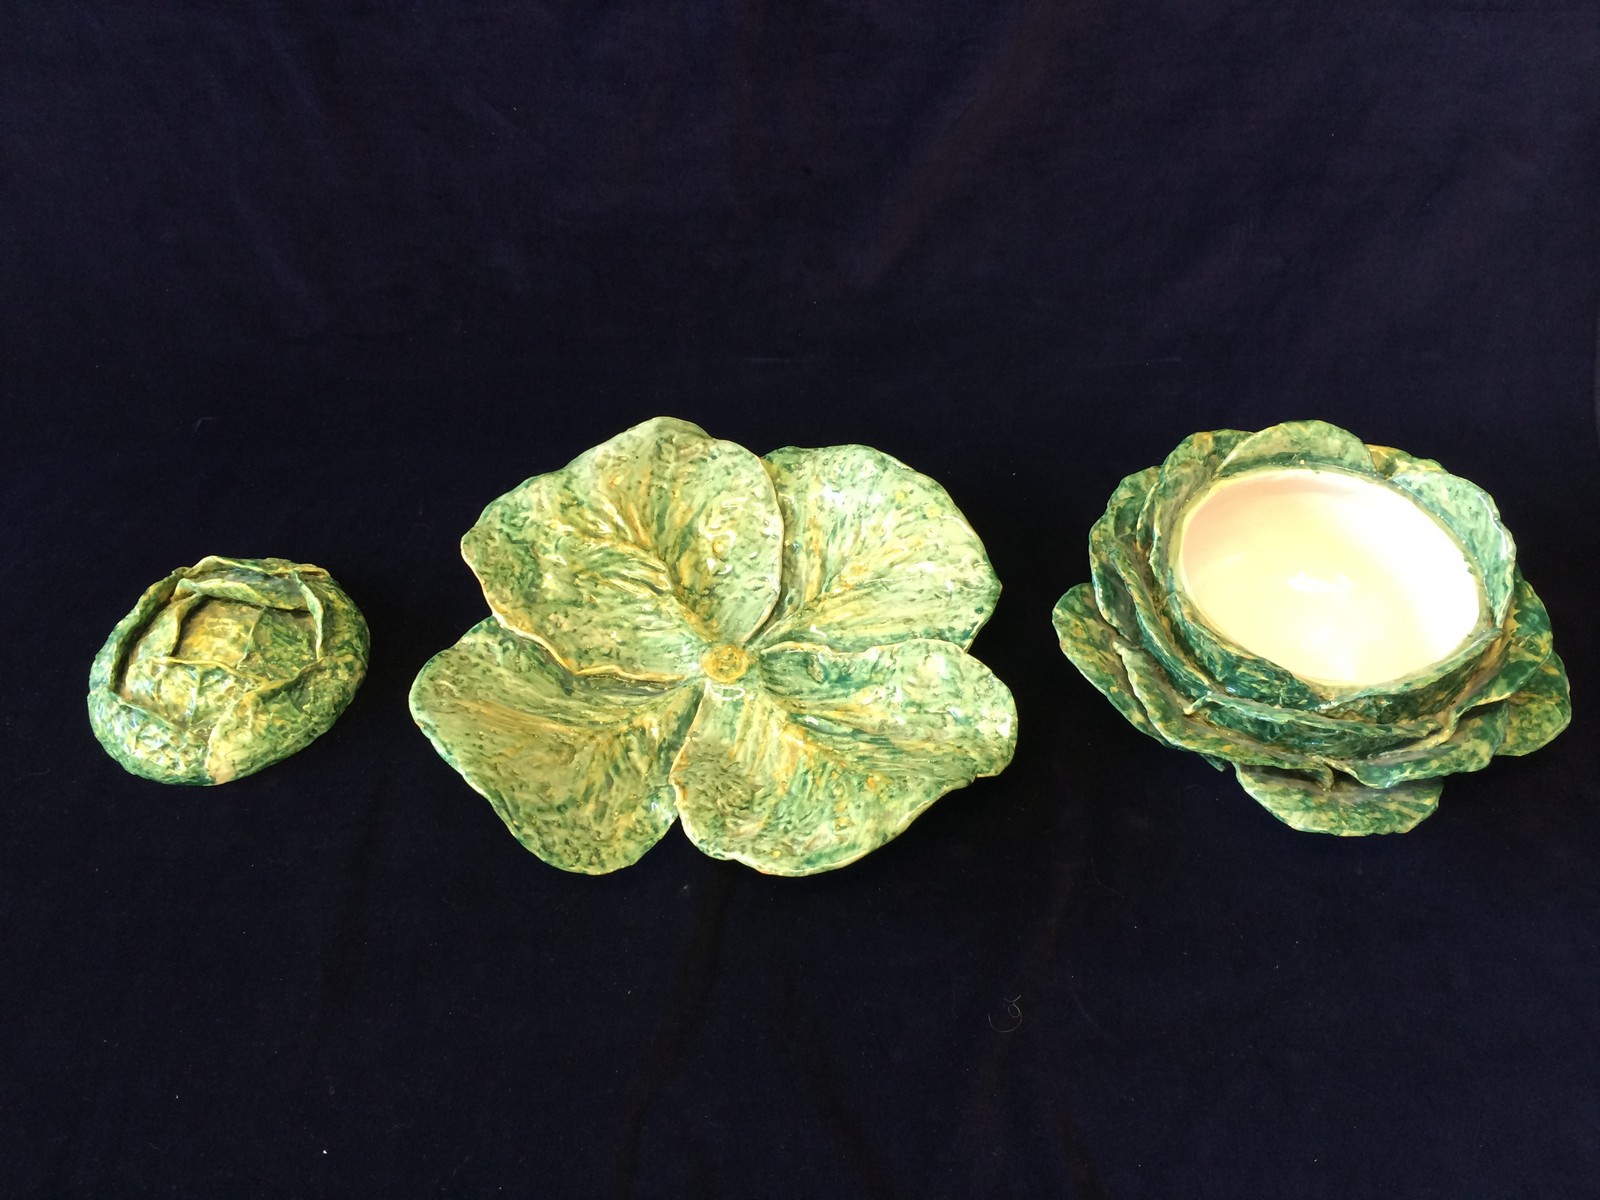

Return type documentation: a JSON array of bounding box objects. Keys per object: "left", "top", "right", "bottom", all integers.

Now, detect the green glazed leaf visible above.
[
  {"left": 410, "top": 619, "right": 701, "bottom": 874},
  {"left": 1149, "top": 428, "right": 1253, "bottom": 501},
  {"left": 672, "top": 640, "right": 1015, "bottom": 875},
  {"left": 1186, "top": 689, "right": 1440, "bottom": 761},
  {"left": 1384, "top": 468, "right": 1514, "bottom": 624},
  {"left": 208, "top": 589, "right": 370, "bottom": 783},
  {"left": 756, "top": 639, "right": 1016, "bottom": 777},
  {"left": 1365, "top": 444, "right": 1443, "bottom": 477},
  {"left": 86, "top": 691, "right": 214, "bottom": 785},
  {"left": 1051, "top": 584, "right": 1163, "bottom": 743},
  {"left": 1498, "top": 652, "right": 1572, "bottom": 757},
  {"left": 177, "top": 567, "right": 316, "bottom": 613},
  {"left": 1087, "top": 468, "right": 1157, "bottom": 644},
  {"left": 1341, "top": 703, "right": 1506, "bottom": 790},
  {"left": 1456, "top": 574, "right": 1552, "bottom": 712},
  {"left": 1091, "top": 468, "right": 1216, "bottom": 700},
  {"left": 462, "top": 417, "right": 783, "bottom": 682},
  {"left": 1215, "top": 419, "right": 1376, "bottom": 477},
  {"left": 1235, "top": 765, "right": 1442, "bottom": 836},
  {"left": 753, "top": 444, "right": 1000, "bottom": 653},
  {"left": 87, "top": 556, "right": 369, "bottom": 785},
  {"left": 1118, "top": 642, "right": 1332, "bottom": 778}
]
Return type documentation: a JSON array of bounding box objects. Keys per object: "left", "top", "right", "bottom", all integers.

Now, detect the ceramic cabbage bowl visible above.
[
  {"left": 1053, "top": 421, "right": 1569, "bottom": 835},
  {"left": 410, "top": 417, "right": 1017, "bottom": 875}
]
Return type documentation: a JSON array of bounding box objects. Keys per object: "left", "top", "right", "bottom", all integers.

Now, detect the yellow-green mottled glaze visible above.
[
  {"left": 1054, "top": 421, "right": 1570, "bottom": 836},
  {"left": 411, "top": 417, "right": 1017, "bottom": 875},
  {"left": 88, "top": 556, "right": 369, "bottom": 785}
]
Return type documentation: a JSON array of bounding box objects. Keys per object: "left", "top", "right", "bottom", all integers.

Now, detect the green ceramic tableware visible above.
[
  {"left": 411, "top": 417, "right": 1018, "bottom": 875},
  {"left": 89, "top": 556, "right": 369, "bottom": 784},
  {"left": 1054, "top": 420, "right": 1569, "bottom": 835}
]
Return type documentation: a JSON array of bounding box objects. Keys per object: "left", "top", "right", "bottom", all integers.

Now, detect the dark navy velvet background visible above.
[{"left": 4, "top": 3, "right": 1598, "bottom": 1196}]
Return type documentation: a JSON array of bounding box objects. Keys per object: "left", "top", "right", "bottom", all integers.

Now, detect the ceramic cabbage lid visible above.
[
  {"left": 88, "top": 556, "right": 369, "bottom": 784},
  {"left": 1053, "top": 420, "right": 1570, "bottom": 835},
  {"left": 410, "top": 417, "right": 1018, "bottom": 875}
]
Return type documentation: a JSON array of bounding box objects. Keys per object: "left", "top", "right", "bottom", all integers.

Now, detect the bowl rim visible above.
[{"left": 1165, "top": 461, "right": 1497, "bottom": 695}]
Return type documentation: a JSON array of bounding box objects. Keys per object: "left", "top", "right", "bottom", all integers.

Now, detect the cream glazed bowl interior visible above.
[{"left": 1174, "top": 466, "right": 1487, "bottom": 692}]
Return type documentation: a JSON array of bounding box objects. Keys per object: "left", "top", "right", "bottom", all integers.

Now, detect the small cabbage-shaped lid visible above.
[{"left": 88, "top": 556, "right": 369, "bottom": 784}]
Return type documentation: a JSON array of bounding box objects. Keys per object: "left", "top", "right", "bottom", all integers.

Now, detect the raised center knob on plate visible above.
[{"left": 701, "top": 643, "right": 752, "bottom": 683}]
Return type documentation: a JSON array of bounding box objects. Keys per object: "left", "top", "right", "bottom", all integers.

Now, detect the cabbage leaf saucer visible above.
[{"left": 411, "top": 417, "right": 1018, "bottom": 875}]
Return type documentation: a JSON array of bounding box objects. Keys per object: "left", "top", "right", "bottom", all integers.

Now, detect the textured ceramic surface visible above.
[
  {"left": 88, "top": 556, "right": 369, "bottom": 785},
  {"left": 411, "top": 417, "right": 1017, "bottom": 875},
  {"left": 1053, "top": 420, "right": 1570, "bottom": 835}
]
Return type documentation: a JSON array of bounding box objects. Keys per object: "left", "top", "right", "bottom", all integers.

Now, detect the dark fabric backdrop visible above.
[{"left": 4, "top": 2, "right": 1598, "bottom": 1196}]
